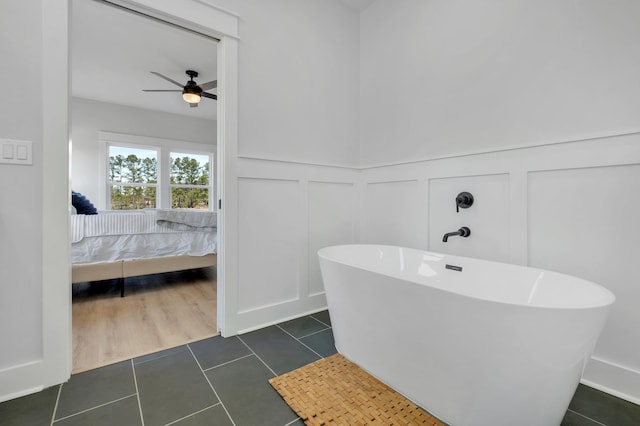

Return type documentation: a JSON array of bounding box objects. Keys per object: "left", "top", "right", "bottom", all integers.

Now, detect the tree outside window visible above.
[
  {"left": 170, "top": 152, "right": 210, "bottom": 209},
  {"left": 109, "top": 146, "right": 158, "bottom": 210},
  {"left": 107, "top": 145, "right": 212, "bottom": 210}
]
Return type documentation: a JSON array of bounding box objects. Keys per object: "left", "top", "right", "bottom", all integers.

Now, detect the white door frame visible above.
[
  {"left": 28, "top": 0, "right": 240, "bottom": 399},
  {"left": 81, "top": 0, "right": 242, "bottom": 337}
]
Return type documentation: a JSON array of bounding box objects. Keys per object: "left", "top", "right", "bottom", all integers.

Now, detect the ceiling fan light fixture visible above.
[
  {"left": 145, "top": 70, "right": 216, "bottom": 107},
  {"left": 182, "top": 90, "right": 201, "bottom": 104}
]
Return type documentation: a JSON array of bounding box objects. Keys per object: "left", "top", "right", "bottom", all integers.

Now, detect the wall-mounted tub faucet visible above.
[
  {"left": 456, "top": 192, "right": 474, "bottom": 212},
  {"left": 442, "top": 226, "right": 471, "bottom": 242}
]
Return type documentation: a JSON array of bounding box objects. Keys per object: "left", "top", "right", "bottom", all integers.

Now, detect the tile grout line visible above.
[
  {"left": 236, "top": 335, "right": 279, "bottom": 377},
  {"left": 163, "top": 403, "right": 222, "bottom": 426},
  {"left": 297, "top": 326, "right": 330, "bottom": 340},
  {"left": 131, "top": 359, "right": 145, "bottom": 426},
  {"left": 276, "top": 324, "right": 324, "bottom": 360},
  {"left": 202, "top": 353, "right": 254, "bottom": 372},
  {"left": 186, "top": 343, "right": 236, "bottom": 426},
  {"left": 133, "top": 347, "right": 187, "bottom": 366},
  {"left": 566, "top": 408, "right": 608, "bottom": 426},
  {"left": 309, "top": 314, "right": 331, "bottom": 328},
  {"left": 49, "top": 384, "right": 62, "bottom": 426},
  {"left": 52, "top": 394, "right": 138, "bottom": 423}
]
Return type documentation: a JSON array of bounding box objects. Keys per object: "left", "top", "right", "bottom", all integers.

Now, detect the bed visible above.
[{"left": 71, "top": 209, "right": 217, "bottom": 296}]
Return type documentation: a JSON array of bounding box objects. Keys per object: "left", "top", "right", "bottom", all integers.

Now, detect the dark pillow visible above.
[{"left": 71, "top": 191, "right": 98, "bottom": 215}]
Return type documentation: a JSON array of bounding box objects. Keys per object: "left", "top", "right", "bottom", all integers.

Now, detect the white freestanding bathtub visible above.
[{"left": 318, "top": 244, "right": 615, "bottom": 426}]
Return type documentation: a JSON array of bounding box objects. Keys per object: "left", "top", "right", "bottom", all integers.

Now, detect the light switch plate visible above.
[
  {"left": 2, "top": 143, "right": 14, "bottom": 159},
  {"left": 0, "top": 139, "right": 32, "bottom": 165}
]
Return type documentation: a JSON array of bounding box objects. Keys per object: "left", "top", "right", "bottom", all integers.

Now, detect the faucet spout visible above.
[{"left": 442, "top": 226, "right": 471, "bottom": 242}]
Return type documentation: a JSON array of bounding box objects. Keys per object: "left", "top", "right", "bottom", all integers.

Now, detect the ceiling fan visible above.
[{"left": 143, "top": 70, "right": 217, "bottom": 107}]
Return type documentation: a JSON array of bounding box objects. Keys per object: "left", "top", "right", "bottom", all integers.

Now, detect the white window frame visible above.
[
  {"left": 99, "top": 132, "right": 215, "bottom": 210},
  {"left": 168, "top": 149, "right": 214, "bottom": 209}
]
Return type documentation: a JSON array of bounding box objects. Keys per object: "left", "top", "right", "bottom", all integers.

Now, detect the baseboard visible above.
[
  {"left": 0, "top": 385, "right": 45, "bottom": 404},
  {"left": 582, "top": 356, "right": 640, "bottom": 405},
  {"left": 237, "top": 306, "right": 329, "bottom": 335}
]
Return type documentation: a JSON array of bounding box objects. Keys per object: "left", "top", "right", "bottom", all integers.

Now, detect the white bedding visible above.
[
  {"left": 70, "top": 210, "right": 216, "bottom": 243},
  {"left": 70, "top": 210, "right": 217, "bottom": 264},
  {"left": 146, "top": 209, "right": 217, "bottom": 228}
]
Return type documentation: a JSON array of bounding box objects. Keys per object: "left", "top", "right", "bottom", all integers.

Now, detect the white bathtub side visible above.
[{"left": 318, "top": 255, "right": 613, "bottom": 426}]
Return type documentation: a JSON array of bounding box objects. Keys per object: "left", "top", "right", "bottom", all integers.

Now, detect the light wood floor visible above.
[{"left": 72, "top": 267, "right": 218, "bottom": 373}]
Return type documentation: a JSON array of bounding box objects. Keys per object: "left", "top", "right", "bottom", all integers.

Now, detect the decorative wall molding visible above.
[
  {"left": 357, "top": 133, "right": 640, "bottom": 404},
  {"left": 232, "top": 166, "right": 359, "bottom": 333},
  {"left": 241, "top": 130, "right": 640, "bottom": 173},
  {"left": 237, "top": 154, "right": 360, "bottom": 170}
]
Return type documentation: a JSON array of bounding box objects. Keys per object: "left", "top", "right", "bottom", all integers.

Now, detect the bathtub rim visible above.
[{"left": 318, "top": 244, "right": 616, "bottom": 311}]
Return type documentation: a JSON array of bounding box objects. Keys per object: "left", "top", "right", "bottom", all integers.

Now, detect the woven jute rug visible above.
[{"left": 269, "top": 353, "right": 445, "bottom": 426}]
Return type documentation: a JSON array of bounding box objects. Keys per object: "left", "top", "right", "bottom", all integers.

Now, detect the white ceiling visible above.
[
  {"left": 71, "top": 0, "right": 374, "bottom": 121},
  {"left": 71, "top": 0, "right": 218, "bottom": 120}
]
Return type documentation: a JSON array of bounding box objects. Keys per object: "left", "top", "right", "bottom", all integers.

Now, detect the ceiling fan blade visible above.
[
  {"left": 142, "top": 89, "right": 182, "bottom": 92},
  {"left": 150, "top": 71, "right": 184, "bottom": 88},
  {"left": 189, "top": 103, "right": 199, "bottom": 108},
  {"left": 201, "top": 92, "right": 218, "bottom": 100},
  {"left": 198, "top": 80, "right": 217, "bottom": 91}
]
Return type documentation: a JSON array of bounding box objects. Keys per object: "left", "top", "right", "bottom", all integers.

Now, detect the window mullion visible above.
[{"left": 159, "top": 148, "right": 171, "bottom": 209}]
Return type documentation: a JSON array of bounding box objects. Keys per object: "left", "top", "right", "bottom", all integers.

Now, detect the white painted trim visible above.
[
  {"left": 238, "top": 130, "right": 640, "bottom": 172},
  {"left": 43, "top": 0, "right": 72, "bottom": 377},
  {"left": 216, "top": 36, "right": 239, "bottom": 337},
  {"left": 359, "top": 130, "right": 640, "bottom": 170},
  {"left": 236, "top": 307, "right": 330, "bottom": 335},
  {"left": 365, "top": 178, "right": 420, "bottom": 185},
  {"left": 582, "top": 356, "right": 640, "bottom": 405},
  {"left": 104, "top": 0, "right": 239, "bottom": 39},
  {"left": 237, "top": 296, "right": 301, "bottom": 315},
  {"left": 237, "top": 154, "right": 360, "bottom": 170},
  {"left": 99, "top": 131, "right": 216, "bottom": 152},
  {"left": 24, "top": 0, "right": 72, "bottom": 398},
  {"left": 193, "top": 0, "right": 240, "bottom": 19},
  {"left": 0, "top": 386, "right": 45, "bottom": 404}
]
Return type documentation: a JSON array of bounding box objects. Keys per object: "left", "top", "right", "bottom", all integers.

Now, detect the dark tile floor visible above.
[{"left": 1, "top": 310, "right": 639, "bottom": 425}]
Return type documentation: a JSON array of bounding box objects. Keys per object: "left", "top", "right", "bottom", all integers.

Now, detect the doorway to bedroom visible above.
[{"left": 69, "top": 0, "right": 220, "bottom": 373}]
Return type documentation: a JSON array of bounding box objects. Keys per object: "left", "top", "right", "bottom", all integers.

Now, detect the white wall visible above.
[
  {"left": 71, "top": 97, "right": 216, "bottom": 207},
  {"left": 359, "top": 0, "right": 640, "bottom": 403},
  {"left": 360, "top": 0, "right": 640, "bottom": 166},
  {"left": 200, "top": 0, "right": 361, "bottom": 333},
  {"left": 0, "top": 0, "right": 44, "bottom": 371},
  {"left": 213, "top": 0, "right": 360, "bottom": 166},
  {"left": 1, "top": 0, "right": 70, "bottom": 401}
]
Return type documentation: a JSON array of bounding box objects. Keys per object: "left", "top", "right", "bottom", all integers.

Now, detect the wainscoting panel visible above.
[
  {"left": 528, "top": 164, "right": 640, "bottom": 380},
  {"left": 237, "top": 177, "right": 301, "bottom": 313},
  {"left": 231, "top": 158, "right": 359, "bottom": 334},
  {"left": 358, "top": 133, "right": 640, "bottom": 403},
  {"left": 428, "top": 174, "right": 510, "bottom": 262},
  {"left": 362, "top": 179, "right": 425, "bottom": 249},
  {"left": 308, "top": 181, "right": 356, "bottom": 296}
]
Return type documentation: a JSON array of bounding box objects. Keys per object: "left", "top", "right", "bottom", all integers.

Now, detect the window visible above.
[
  {"left": 103, "top": 134, "right": 214, "bottom": 211},
  {"left": 170, "top": 152, "right": 210, "bottom": 209},
  {"left": 109, "top": 145, "right": 158, "bottom": 209}
]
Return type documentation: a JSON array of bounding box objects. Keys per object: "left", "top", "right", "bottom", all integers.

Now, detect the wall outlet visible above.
[{"left": 0, "top": 139, "right": 32, "bottom": 165}]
